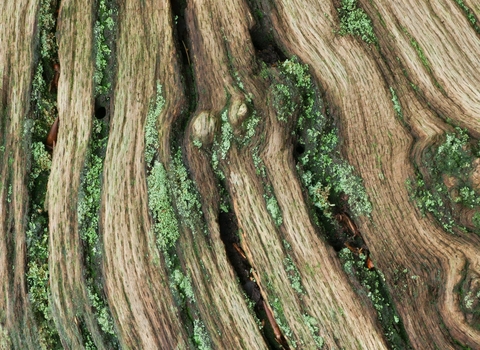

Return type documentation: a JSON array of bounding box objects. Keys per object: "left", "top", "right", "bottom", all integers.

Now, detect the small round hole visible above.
[
  {"left": 295, "top": 143, "right": 305, "bottom": 155},
  {"left": 95, "top": 106, "right": 106, "bottom": 119}
]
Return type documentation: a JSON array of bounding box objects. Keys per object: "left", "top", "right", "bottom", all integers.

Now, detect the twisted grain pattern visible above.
[
  {"left": 184, "top": 0, "right": 390, "bottom": 347},
  {"left": 267, "top": 0, "right": 480, "bottom": 347},
  {"left": 0, "top": 0, "right": 40, "bottom": 348},
  {"left": 47, "top": 1, "right": 110, "bottom": 348},
  {"left": 100, "top": 2, "right": 188, "bottom": 348}
]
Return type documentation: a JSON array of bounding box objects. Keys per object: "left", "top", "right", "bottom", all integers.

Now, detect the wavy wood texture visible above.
[
  {"left": 1, "top": 0, "right": 480, "bottom": 348},
  {"left": 0, "top": 0, "right": 39, "bottom": 348}
]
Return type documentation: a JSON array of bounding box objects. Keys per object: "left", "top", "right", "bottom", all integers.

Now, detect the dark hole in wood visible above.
[
  {"left": 249, "top": 25, "right": 286, "bottom": 65},
  {"left": 295, "top": 143, "right": 305, "bottom": 155},
  {"left": 95, "top": 106, "right": 106, "bottom": 119}
]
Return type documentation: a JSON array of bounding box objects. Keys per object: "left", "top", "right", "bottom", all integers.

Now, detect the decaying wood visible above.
[
  {"left": 1, "top": 0, "right": 480, "bottom": 348},
  {"left": 45, "top": 117, "right": 59, "bottom": 150}
]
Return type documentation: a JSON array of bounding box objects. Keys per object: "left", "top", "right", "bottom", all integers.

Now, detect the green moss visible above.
[
  {"left": 38, "top": 0, "right": 58, "bottom": 60},
  {"left": 193, "top": 139, "right": 202, "bottom": 148},
  {"left": 219, "top": 109, "right": 233, "bottom": 159},
  {"left": 25, "top": 134, "right": 60, "bottom": 348},
  {"left": 408, "top": 127, "right": 480, "bottom": 235},
  {"left": 284, "top": 256, "right": 304, "bottom": 294},
  {"left": 473, "top": 212, "right": 480, "bottom": 228},
  {"left": 146, "top": 156, "right": 212, "bottom": 348},
  {"left": 171, "top": 151, "right": 204, "bottom": 232},
  {"left": 270, "top": 298, "right": 295, "bottom": 347},
  {"left": 338, "top": 248, "right": 411, "bottom": 348},
  {"left": 86, "top": 287, "right": 116, "bottom": 337},
  {"left": 211, "top": 106, "right": 232, "bottom": 180},
  {"left": 408, "top": 36, "right": 430, "bottom": 72},
  {"left": 453, "top": 261, "right": 480, "bottom": 331},
  {"left": 144, "top": 83, "right": 166, "bottom": 165},
  {"left": 171, "top": 269, "right": 196, "bottom": 303},
  {"left": 389, "top": 87, "right": 403, "bottom": 122},
  {"left": 77, "top": 118, "right": 119, "bottom": 347},
  {"left": 337, "top": 0, "right": 378, "bottom": 45},
  {"left": 282, "top": 241, "right": 304, "bottom": 294},
  {"left": 273, "top": 83, "right": 296, "bottom": 122},
  {"left": 147, "top": 161, "right": 180, "bottom": 251},
  {"left": 93, "top": 0, "right": 117, "bottom": 96},
  {"left": 25, "top": 0, "right": 62, "bottom": 346},
  {"left": 252, "top": 146, "right": 266, "bottom": 178},
  {"left": 302, "top": 314, "right": 324, "bottom": 348},
  {"left": 435, "top": 128, "right": 470, "bottom": 175},
  {"left": 453, "top": 0, "right": 480, "bottom": 34},
  {"left": 144, "top": 89, "right": 211, "bottom": 346},
  {"left": 193, "top": 319, "right": 212, "bottom": 350},
  {"left": 272, "top": 57, "right": 372, "bottom": 218},
  {"left": 241, "top": 110, "right": 260, "bottom": 145},
  {"left": 265, "top": 194, "right": 283, "bottom": 226}
]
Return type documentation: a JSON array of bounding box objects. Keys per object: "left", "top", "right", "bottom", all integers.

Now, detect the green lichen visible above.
[
  {"left": 147, "top": 161, "right": 180, "bottom": 251},
  {"left": 453, "top": 0, "right": 480, "bottom": 34},
  {"left": 77, "top": 118, "right": 119, "bottom": 347},
  {"left": 338, "top": 0, "right": 378, "bottom": 45},
  {"left": 211, "top": 107, "right": 232, "bottom": 180},
  {"left": 93, "top": 0, "right": 117, "bottom": 96},
  {"left": 145, "top": 100, "right": 211, "bottom": 348},
  {"left": 25, "top": 0, "right": 61, "bottom": 346},
  {"left": 265, "top": 194, "right": 283, "bottom": 226},
  {"left": 144, "top": 83, "right": 166, "bottom": 165},
  {"left": 339, "top": 248, "right": 411, "bottom": 348},
  {"left": 272, "top": 57, "right": 372, "bottom": 218},
  {"left": 193, "top": 319, "right": 212, "bottom": 350},
  {"left": 408, "top": 127, "right": 480, "bottom": 235},
  {"left": 390, "top": 87, "right": 403, "bottom": 121},
  {"left": 284, "top": 256, "right": 304, "bottom": 295},
  {"left": 302, "top": 314, "right": 324, "bottom": 348}
]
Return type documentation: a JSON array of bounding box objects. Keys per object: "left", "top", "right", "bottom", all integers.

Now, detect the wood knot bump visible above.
[
  {"left": 229, "top": 100, "right": 248, "bottom": 128},
  {"left": 191, "top": 111, "right": 216, "bottom": 146}
]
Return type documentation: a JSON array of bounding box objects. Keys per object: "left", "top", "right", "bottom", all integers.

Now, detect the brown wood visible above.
[
  {"left": 1, "top": 0, "right": 480, "bottom": 348},
  {"left": 45, "top": 116, "right": 59, "bottom": 150}
]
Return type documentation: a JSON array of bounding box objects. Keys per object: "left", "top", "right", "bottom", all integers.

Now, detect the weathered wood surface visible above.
[{"left": 1, "top": 0, "right": 479, "bottom": 348}]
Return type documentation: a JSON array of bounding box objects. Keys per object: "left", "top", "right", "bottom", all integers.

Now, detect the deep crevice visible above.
[
  {"left": 26, "top": 0, "right": 63, "bottom": 347},
  {"left": 76, "top": 0, "right": 120, "bottom": 347},
  {"left": 245, "top": 1, "right": 287, "bottom": 66},
  {"left": 218, "top": 210, "right": 290, "bottom": 350},
  {"left": 249, "top": 24, "right": 287, "bottom": 65},
  {"left": 290, "top": 72, "right": 413, "bottom": 349},
  {"left": 170, "top": 0, "right": 197, "bottom": 125}
]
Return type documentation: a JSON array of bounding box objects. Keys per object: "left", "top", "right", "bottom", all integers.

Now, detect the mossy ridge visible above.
[
  {"left": 453, "top": 0, "right": 480, "bottom": 35},
  {"left": 337, "top": 0, "right": 378, "bottom": 46},
  {"left": 408, "top": 127, "right": 480, "bottom": 235},
  {"left": 77, "top": 118, "right": 119, "bottom": 348},
  {"left": 25, "top": 0, "right": 62, "bottom": 347},
  {"left": 269, "top": 57, "right": 411, "bottom": 348},
  {"left": 271, "top": 57, "right": 372, "bottom": 218},
  {"left": 93, "top": 0, "right": 118, "bottom": 97},
  {"left": 144, "top": 84, "right": 212, "bottom": 350},
  {"left": 400, "top": 28, "right": 445, "bottom": 93},
  {"left": 454, "top": 261, "right": 480, "bottom": 331},
  {"left": 339, "top": 249, "right": 412, "bottom": 349},
  {"left": 205, "top": 73, "right": 307, "bottom": 347},
  {"left": 75, "top": 0, "right": 120, "bottom": 346}
]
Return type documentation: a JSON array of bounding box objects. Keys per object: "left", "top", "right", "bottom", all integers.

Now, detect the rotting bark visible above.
[{"left": 1, "top": 0, "right": 480, "bottom": 349}]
